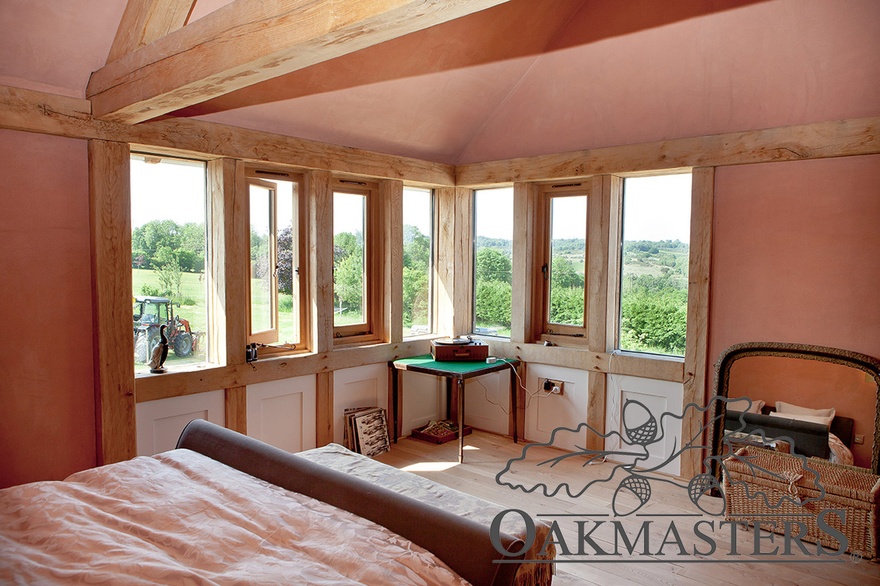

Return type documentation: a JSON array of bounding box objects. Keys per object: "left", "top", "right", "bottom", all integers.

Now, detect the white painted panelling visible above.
[
  {"left": 136, "top": 390, "right": 225, "bottom": 456},
  {"left": 333, "top": 363, "right": 388, "bottom": 445},
  {"left": 401, "top": 371, "right": 443, "bottom": 436},
  {"left": 247, "top": 376, "right": 316, "bottom": 453},
  {"left": 606, "top": 374, "right": 683, "bottom": 476},
  {"left": 463, "top": 371, "right": 510, "bottom": 435},
  {"left": 523, "top": 364, "right": 590, "bottom": 450}
]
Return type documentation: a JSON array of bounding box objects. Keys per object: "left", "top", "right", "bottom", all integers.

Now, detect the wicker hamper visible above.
[{"left": 723, "top": 447, "right": 880, "bottom": 560}]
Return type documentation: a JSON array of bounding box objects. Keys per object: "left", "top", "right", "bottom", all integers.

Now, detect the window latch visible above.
[{"left": 541, "top": 263, "right": 549, "bottom": 281}]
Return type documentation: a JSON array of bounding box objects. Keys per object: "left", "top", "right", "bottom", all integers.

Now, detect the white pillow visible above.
[
  {"left": 769, "top": 411, "right": 834, "bottom": 427},
  {"left": 745, "top": 399, "right": 765, "bottom": 414},
  {"left": 775, "top": 401, "right": 835, "bottom": 420}
]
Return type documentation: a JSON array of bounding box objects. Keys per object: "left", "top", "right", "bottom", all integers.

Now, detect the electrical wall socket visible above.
[
  {"left": 854, "top": 434, "right": 864, "bottom": 445},
  {"left": 543, "top": 378, "right": 564, "bottom": 395}
]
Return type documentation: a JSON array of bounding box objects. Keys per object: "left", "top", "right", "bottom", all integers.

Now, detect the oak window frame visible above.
[
  {"left": 332, "top": 178, "right": 384, "bottom": 343},
  {"left": 537, "top": 182, "right": 591, "bottom": 343},
  {"left": 244, "top": 165, "right": 310, "bottom": 355}
]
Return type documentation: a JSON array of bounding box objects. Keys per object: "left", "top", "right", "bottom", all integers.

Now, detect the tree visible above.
[
  {"left": 403, "top": 225, "right": 430, "bottom": 270},
  {"left": 334, "top": 231, "right": 361, "bottom": 263},
  {"left": 550, "top": 257, "right": 583, "bottom": 289},
  {"left": 131, "top": 219, "right": 205, "bottom": 272},
  {"left": 549, "top": 286, "right": 584, "bottom": 326},
  {"left": 402, "top": 225, "right": 431, "bottom": 329},
  {"left": 474, "top": 280, "right": 511, "bottom": 328},
  {"left": 475, "top": 248, "right": 512, "bottom": 283},
  {"left": 155, "top": 256, "right": 182, "bottom": 299},
  {"left": 277, "top": 226, "right": 294, "bottom": 295},
  {"left": 334, "top": 253, "right": 364, "bottom": 315}
]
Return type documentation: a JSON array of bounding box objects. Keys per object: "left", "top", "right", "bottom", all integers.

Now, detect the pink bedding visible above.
[{"left": 0, "top": 450, "right": 469, "bottom": 585}]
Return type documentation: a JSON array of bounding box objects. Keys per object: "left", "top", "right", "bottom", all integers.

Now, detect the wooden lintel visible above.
[
  {"left": 455, "top": 117, "right": 880, "bottom": 186},
  {"left": 0, "top": 85, "right": 456, "bottom": 186},
  {"left": 88, "top": 0, "right": 510, "bottom": 124}
]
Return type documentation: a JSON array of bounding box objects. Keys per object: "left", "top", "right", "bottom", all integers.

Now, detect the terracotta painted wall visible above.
[
  {"left": 709, "top": 154, "right": 880, "bottom": 466},
  {"left": 0, "top": 129, "right": 96, "bottom": 488}
]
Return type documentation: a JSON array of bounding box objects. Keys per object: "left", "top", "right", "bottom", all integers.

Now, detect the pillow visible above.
[
  {"left": 775, "top": 401, "right": 835, "bottom": 420},
  {"left": 769, "top": 411, "right": 834, "bottom": 427},
  {"left": 727, "top": 397, "right": 765, "bottom": 414},
  {"left": 744, "top": 399, "right": 765, "bottom": 414}
]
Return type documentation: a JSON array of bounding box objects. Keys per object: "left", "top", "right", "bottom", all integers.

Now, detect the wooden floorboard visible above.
[{"left": 374, "top": 431, "right": 880, "bottom": 585}]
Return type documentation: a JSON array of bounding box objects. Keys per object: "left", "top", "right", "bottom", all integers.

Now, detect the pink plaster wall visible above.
[
  {"left": 710, "top": 155, "right": 880, "bottom": 467},
  {"left": 0, "top": 130, "right": 96, "bottom": 488}
]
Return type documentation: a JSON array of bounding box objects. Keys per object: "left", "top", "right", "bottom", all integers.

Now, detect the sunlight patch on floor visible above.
[{"left": 402, "top": 461, "right": 459, "bottom": 472}]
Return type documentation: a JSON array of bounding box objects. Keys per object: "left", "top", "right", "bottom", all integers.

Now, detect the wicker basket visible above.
[{"left": 723, "top": 447, "right": 880, "bottom": 560}]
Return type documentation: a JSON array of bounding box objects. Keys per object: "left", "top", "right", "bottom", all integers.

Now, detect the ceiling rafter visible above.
[
  {"left": 105, "top": 0, "right": 197, "bottom": 65},
  {"left": 87, "top": 0, "right": 511, "bottom": 125}
]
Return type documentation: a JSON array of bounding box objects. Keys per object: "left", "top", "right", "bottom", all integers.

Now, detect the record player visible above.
[{"left": 430, "top": 337, "right": 489, "bottom": 361}]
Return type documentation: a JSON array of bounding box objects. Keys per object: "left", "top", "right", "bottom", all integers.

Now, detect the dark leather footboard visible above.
[{"left": 177, "top": 419, "right": 525, "bottom": 586}]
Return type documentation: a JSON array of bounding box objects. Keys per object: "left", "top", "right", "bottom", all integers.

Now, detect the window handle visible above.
[{"left": 541, "top": 263, "right": 549, "bottom": 281}]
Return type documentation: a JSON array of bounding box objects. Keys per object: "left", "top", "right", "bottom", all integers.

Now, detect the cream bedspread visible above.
[
  {"left": 297, "top": 444, "right": 554, "bottom": 586},
  {"left": 0, "top": 449, "right": 469, "bottom": 585}
]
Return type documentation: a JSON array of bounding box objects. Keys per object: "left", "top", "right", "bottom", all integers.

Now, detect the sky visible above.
[
  {"left": 131, "top": 156, "right": 691, "bottom": 244},
  {"left": 475, "top": 173, "right": 692, "bottom": 243}
]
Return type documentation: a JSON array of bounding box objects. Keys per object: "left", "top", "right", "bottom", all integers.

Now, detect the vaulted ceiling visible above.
[{"left": 2, "top": 0, "right": 878, "bottom": 166}]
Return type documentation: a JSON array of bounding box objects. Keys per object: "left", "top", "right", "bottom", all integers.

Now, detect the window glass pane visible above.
[
  {"left": 403, "top": 187, "right": 433, "bottom": 337},
  {"left": 473, "top": 187, "right": 513, "bottom": 338},
  {"left": 548, "top": 195, "right": 587, "bottom": 327},
  {"left": 333, "top": 192, "right": 366, "bottom": 326},
  {"left": 619, "top": 174, "right": 692, "bottom": 356},
  {"left": 131, "top": 156, "right": 208, "bottom": 373},
  {"left": 275, "top": 180, "right": 299, "bottom": 345},
  {"left": 249, "top": 183, "right": 274, "bottom": 335}
]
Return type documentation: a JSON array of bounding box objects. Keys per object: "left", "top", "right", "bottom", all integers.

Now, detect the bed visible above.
[
  {"left": 0, "top": 419, "right": 535, "bottom": 585},
  {"left": 724, "top": 404, "right": 855, "bottom": 465}
]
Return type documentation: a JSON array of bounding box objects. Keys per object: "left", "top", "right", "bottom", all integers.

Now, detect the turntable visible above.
[{"left": 430, "top": 337, "right": 489, "bottom": 361}]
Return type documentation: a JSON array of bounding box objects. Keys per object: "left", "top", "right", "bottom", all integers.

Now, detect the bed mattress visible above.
[{"left": 0, "top": 449, "right": 469, "bottom": 585}]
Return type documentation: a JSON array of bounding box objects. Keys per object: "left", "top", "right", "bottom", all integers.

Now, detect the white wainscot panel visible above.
[
  {"left": 247, "top": 376, "right": 316, "bottom": 454},
  {"left": 523, "top": 364, "right": 589, "bottom": 450},
  {"left": 401, "top": 371, "right": 443, "bottom": 436},
  {"left": 136, "top": 390, "right": 225, "bottom": 456},
  {"left": 333, "top": 363, "right": 388, "bottom": 445},
  {"left": 464, "top": 371, "right": 511, "bottom": 435},
  {"left": 606, "top": 374, "right": 683, "bottom": 476}
]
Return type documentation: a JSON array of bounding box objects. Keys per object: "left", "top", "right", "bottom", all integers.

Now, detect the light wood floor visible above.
[{"left": 375, "top": 431, "right": 880, "bottom": 585}]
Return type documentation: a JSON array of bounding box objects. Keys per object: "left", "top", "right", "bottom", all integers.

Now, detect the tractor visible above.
[{"left": 133, "top": 296, "right": 195, "bottom": 363}]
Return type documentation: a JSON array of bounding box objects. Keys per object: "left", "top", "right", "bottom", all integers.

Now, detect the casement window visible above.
[
  {"left": 472, "top": 187, "right": 514, "bottom": 338},
  {"left": 539, "top": 183, "right": 589, "bottom": 339},
  {"left": 130, "top": 155, "right": 209, "bottom": 373},
  {"left": 402, "top": 186, "right": 435, "bottom": 338},
  {"left": 333, "top": 179, "right": 381, "bottom": 340},
  {"left": 617, "top": 173, "right": 692, "bottom": 356},
  {"left": 246, "top": 169, "right": 306, "bottom": 349}
]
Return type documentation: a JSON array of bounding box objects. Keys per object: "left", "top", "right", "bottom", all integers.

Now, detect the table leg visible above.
[
  {"left": 511, "top": 365, "right": 518, "bottom": 444},
  {"left": 457, "top": 378, "right": 465, "bottom": 463},
  {"left": 391, "top": 367, "right": 400, "bottom": 443}
]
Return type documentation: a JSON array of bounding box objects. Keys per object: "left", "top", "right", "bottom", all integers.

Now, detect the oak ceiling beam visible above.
[
  {"left": 105, "top": 0, "right": 197, "bottom": 64},
  {"left": 87, "top": 0, "right": 511, "bottom": 124}
]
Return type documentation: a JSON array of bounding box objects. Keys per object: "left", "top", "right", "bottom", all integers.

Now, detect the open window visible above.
[
  {"left": 540, "top": 184, "right": 589, "bottom": 339},
  {"left": 247, "top": 169, "right": 306, "bottom": 349}
]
